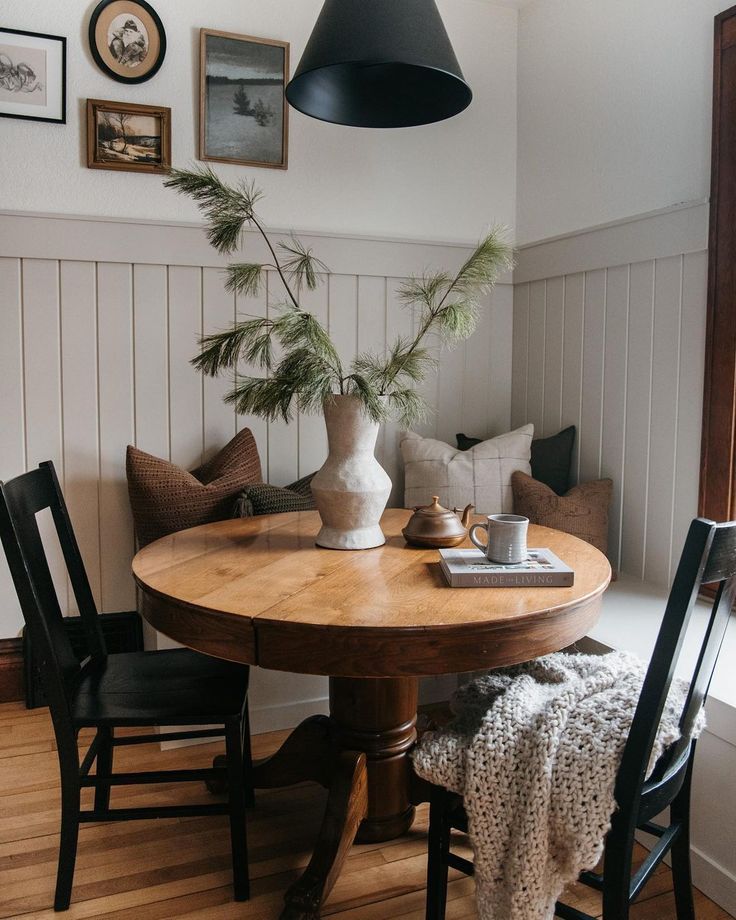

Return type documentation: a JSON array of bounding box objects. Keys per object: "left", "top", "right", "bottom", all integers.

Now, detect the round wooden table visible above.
[{"left": 132, "top": 509, "right": 611, "bottom": 919}]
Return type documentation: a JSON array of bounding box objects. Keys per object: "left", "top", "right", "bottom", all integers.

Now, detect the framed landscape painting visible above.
[
  {"left": 0, "top": 28, "right": 66, "bottom": 123},
  {"left": 200, "top": 29, "right": 289, "bottom": 170},
  {"left": 87, "top": 99, "right": 171, "bottom": 173}
]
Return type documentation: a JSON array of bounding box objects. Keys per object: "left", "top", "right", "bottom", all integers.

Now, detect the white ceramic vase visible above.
[{"left": 311, "top": 394, "right": 392, "bottom": 550}]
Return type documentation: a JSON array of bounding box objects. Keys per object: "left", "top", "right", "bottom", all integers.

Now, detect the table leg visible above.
[
  {"left": 215, "top": 677, "right": 420, "bottom": 918},
  {"left": 330, "top": 676, "right": 419, "bottom": 843},
  {"left": 280, "top": 749, "right": 367, "bottom": 920}
]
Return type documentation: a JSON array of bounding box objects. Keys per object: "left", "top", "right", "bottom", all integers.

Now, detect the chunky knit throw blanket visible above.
[{"left": 412, "top": 652, "right": 704, "bottom": 920}]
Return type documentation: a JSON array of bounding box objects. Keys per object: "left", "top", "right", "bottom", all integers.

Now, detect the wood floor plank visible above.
[{"left": 0, "top": 706, "right": 732, "bottom": 920}]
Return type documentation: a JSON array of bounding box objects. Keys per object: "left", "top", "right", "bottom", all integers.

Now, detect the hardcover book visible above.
[{"left": 438, "top": 548, "right": 574, "bottom": 588}]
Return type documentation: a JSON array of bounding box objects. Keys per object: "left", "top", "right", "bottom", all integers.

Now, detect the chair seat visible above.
[{"left": 71, "top": 648, "right": 248, "bottom": 727}]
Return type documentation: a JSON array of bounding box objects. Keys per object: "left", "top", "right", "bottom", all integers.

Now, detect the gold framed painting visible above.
[
  {"left": 199, "top": 28, "right": 289, "bottom": 170},
  {"left": 87, "top": 98, "right": 171, "bottom": 173}
]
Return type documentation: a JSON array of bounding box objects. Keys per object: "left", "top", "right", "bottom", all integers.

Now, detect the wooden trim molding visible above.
[
  {"left": 700, "top": 5, "right": 736, "bottom": 523},
  {"left": 0, "top": 209, "right": 511, "bottom": 283},
  {"left": 0, "top": 637, "right": 23, "bottom": 703},
  {"left": 513, "top": 200, "right": 708, "bottom": 285}
]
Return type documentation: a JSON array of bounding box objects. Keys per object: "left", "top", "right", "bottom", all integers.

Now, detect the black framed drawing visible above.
[
  {"left": 0, "top": 28, "right": 66, "bottom": 124},
  {"left": 88, "top": 0, "right": 166, "bottom": 84}
]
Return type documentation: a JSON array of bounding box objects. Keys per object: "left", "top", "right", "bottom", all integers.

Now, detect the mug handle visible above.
[{"left": 469, "top": 522, "right": 488, "bottom": 553}]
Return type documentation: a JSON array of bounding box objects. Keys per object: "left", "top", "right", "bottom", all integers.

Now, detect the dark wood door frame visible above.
[{"left": 700, "top": 5, "right": 736, "bottom": 522}]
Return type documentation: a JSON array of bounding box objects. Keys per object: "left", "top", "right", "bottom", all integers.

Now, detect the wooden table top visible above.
[{"left": 133, "top": 509, "right": 611, "bottom": 677}]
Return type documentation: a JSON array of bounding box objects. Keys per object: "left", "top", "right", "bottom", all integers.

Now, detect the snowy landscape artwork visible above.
[{"left": 200, "top": 29, "right": 288, "bottom": 169}]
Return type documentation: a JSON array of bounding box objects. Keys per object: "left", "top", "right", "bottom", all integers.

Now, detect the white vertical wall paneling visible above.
[
  {"left": 96, "top": 262, "right": 136, "bottom": 612},
  {"left": 411, "top": 299, "right": 440, "bottom": 441},
  {"left": 133, "top": 264, "right": 169, "bottom": 459},
  {"left": 60, "top": 260, "right": 101, "bottom": 613},
  {"left": 526, "top": 280, "right": 547, "bottom": 437},
  {"left": 296, "top": 276, "right": 329, "bottom": 479},
  {"left": 460, "top": 294, "right": 492, "bottom": 437},
  {"left": 384, "top": 278, "right": 414, "bottom": 506},
  {"left": 645, "top": 256, "right": 683, "bottom": 586},
  {"left": 168, "top": 266, "right": 203, "bottom": 469},
  {"left": 600, "top": 265, "right": 630, "bottom": 571},
  {"left": 485, "top": 285, "right": 514, "bottom": 436},
  {"left": 235, "top": 283, "right": 269, "bottom": 472},
  {"left": 0, "top": 258, "right": 24, "bottom": 634},
  {"left": 579, "top": 269, "right": 606, "bottom": 482},
  {"left": 435, "top": 339, "right": 466, "bottom": 449},
  {"left": 0, "top": 218, "right": 514, "bottom": 648},
  {"left": 542, "top": 277, "right": 564, "bottom": 437},
  {"left": 22, "top": 259, "right": 67, "bottom": 615},
  {"left": 510, "top": 284, "right": 530, "bottom": 430},
  {"left": 266, "top": 271, "right": 299, "bottom": 486},
  {"left": 328, "top": 274, "right": 358, "bottom": 372},
  {"left": 671, "top": 251, "right": 708, "bottom": 581},
  {"left": 202, "top": 268, "right": 237, "bottom": 464},
  {"left": 620, "top": 261, "right": 656, "bottom": 579},
  {"left": 512, "top": 233, "right": 708, "bottom": 588},
  {"left": 357, "top": 274, "right": 388, "bottom": 463},
  {"left": 561, "top": 273, "right": 585, "bottom": 482}
]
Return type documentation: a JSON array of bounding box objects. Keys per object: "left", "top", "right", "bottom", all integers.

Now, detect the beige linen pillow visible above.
[{"left": 400, "top": 424, "right": 534, "bottom": 514}]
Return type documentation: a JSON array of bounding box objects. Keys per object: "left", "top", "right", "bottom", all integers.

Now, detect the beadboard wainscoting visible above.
[
  {"left": 0, "top": 210, "right": 513, "bottom": 722},
  {"left": 511, "top": 201, "right": 709, "bottom": 588}
]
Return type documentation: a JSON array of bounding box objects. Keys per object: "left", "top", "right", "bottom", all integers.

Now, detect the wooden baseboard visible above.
[{"left": 0, "top": 638, "right": 24, "bottom": 703}]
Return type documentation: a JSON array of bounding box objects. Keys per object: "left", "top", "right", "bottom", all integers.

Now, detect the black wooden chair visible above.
[
  {"left": 424, "top": 516, "right": 735, "bottom": 920},
  {"left": 0, "top": 461, "right": 254, "bottom": 911}
]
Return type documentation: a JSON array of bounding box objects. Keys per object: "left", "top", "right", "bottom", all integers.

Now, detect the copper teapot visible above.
[{"left": 402, "top": 496, "right": 474, "bottom": 548}]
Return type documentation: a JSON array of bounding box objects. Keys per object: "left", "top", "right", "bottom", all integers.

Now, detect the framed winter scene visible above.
[
  {"left": 0, "top": 28, "right": 66, "bottom": 124},
  {"left": 199, "top": 29, "right": 289, "bottom": 170},
  {"left": 87, "top": 99, "right": 171, "bottom": 173}
]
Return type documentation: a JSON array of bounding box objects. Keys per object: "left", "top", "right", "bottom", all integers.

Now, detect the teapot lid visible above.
[{"left": 417, "top": 496, "right": 453, "bottom": 516}]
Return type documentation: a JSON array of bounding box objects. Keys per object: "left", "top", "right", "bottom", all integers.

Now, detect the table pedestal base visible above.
[{"left": 247, "top": 676, "right": 420, "bottom": 919}]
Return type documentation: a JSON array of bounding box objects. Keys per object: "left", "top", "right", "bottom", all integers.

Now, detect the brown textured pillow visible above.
[
  {"left": 511, "top": 471, "right": 613, "bottom": 555},
  {"left": 126, "top": 429, "right": 262, "bottom": 547}
]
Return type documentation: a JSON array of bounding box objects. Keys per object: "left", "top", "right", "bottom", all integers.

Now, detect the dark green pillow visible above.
[
  {"left": 456, "top": 426, "right": 576, "bottom": 495},
  {"left": 233, "top": 472, "right": 316, "bottom": 517}
]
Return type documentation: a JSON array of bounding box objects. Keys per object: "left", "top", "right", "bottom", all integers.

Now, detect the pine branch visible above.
[
  {"left": 192, "top": 317, "right": 275, "bottom": 376},
  {"left": 224, "top": 263, "right": 265, "bottom": 297},
  {"left": 278, "top": 236, "right": 329, "bottom": 290}
]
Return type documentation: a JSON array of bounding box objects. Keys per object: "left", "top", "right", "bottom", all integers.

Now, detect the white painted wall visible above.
[
  {"left": 0, "top": 0, "right": 517, "bottom": 243},
  {"left": 516, "top": 0, "right": 722, "bottom": 243}
]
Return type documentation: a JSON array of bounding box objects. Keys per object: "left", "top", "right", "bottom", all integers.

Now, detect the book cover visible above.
[{"left": 438, "top": 548, "right": 574, "bottom": 588}]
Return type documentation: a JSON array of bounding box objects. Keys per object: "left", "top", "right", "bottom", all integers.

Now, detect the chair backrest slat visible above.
[
  {"left": 0, "top": 463, "right": 107, "bottom": 722},
  {"left": 614, "top": 517, "right": 735, "bottom": 814}
]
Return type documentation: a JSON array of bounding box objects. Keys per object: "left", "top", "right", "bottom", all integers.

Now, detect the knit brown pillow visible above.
[
  {"left": 126, "top": 429, "right": 262, "bottom": 547},
  {"left": 511, "top": 471, "right": 613, "bottom": 555}
]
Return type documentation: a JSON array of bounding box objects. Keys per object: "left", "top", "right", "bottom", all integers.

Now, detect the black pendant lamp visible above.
[{"left": 285, "top": 0, "right": 473, "bottom": 128}]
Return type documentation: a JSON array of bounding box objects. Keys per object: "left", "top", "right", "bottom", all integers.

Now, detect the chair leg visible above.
[
  {"left": 54, "top": 775, "right": 81, "bottom": 911},
  {"left": 670, "top": 761, "right": 696, "bottom": 920},
  {"left": 225, "top": 719, "right": 250, "bottom": 901},
  {"left": 241, "top": 701, "right": 255, "bottom": 809},
  {"left": 426, "top": 788, "right": 452, "bottom": 920},
  {"left": 93, "top": 727, "right": 114, "bottom": 813},
  {"left": 600, "top": 819, "right": 634, "bottom": 920}
]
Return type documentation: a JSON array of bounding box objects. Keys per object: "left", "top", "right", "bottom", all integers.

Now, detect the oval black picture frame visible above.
[{"left": 88, "top": 0, "right": 166, "bottom": 84}]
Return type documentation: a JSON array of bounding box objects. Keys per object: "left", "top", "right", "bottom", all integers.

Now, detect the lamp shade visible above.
[{"left": 285, "top": 0, "right": 473, "bottom": 128}]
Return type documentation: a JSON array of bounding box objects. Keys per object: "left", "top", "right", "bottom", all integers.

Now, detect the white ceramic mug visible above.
[{"left": 469, "top": 514, "right": 529, "bottom": 564}]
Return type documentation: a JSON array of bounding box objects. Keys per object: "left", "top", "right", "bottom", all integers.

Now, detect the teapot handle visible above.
[{"left": 469, "top": 522, "right": 489, "bottom": 554}]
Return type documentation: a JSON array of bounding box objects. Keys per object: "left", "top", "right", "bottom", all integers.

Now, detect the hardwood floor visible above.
[{"left": 0, "top": 701, "right": 731, "bottom": 920}]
